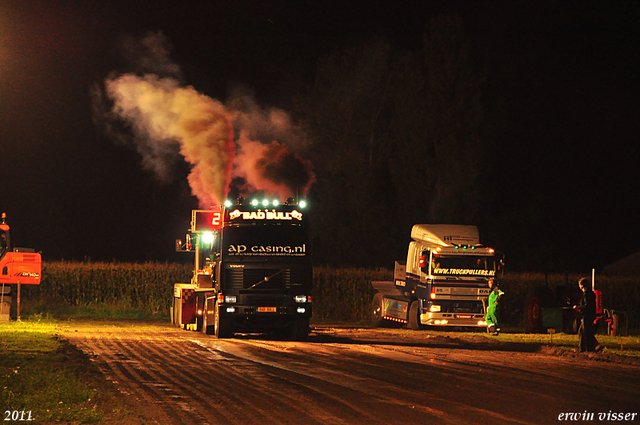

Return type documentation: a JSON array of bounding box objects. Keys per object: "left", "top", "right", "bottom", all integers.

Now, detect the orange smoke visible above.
[
  {"left": 103, "top": 74, "right": 314, "bottom": 207},
  {"left": 235, "top": 138, "right": 316, "bottom": 200}
]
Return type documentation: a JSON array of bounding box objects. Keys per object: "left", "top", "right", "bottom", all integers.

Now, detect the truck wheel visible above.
[
  {"left": 202, "top": 307, "right": 213, "bottom": 335},
  {"left": 370, "top": 293, "right": 385, "bottom": 328},
  {"left": 290, "top": 318, "right": 310, "bottom": 341},
  {"left": 172, "top": 297, "right": 178, "bottom": 327},
  {"left": 408, "top": 300, "right": 423, "bottom": 330},
  {"left": 214, "top": 302, "right": 233, "bottom": 338}
]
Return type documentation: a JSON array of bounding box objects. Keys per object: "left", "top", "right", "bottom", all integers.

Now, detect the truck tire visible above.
[
  {"left": 172, "top": 297, "right": 179, "bottom": 327},
  {"left": 214, "top": 302, "right": 233, "bottom": 338},
  {"left": 202, "top": 307, "right": 213, "bottom": 335},
  {"left": 290, "top": 318, "right": 310, "bottom": 341},
  {"left": 370, "top": 293, "right": 385, "bottom": 328},
  {"left": 408, "top": 300, "right": 423, "bottom": 330}
]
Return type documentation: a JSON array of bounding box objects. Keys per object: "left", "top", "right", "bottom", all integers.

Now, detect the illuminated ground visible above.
[{"left": 61, "top": 323, "right": 640, "bottom": 424}]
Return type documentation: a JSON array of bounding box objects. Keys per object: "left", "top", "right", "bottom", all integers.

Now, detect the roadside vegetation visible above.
[
  {"left": 15, "top": 261, "right": 640, "bottom": 330},
  {"left": 0, "top": 318, "right": 103, "bottom": 423}
]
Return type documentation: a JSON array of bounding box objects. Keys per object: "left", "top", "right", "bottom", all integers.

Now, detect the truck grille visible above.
[
  {"left": 225, "top": 268, "right": 306, "bottom": 291},
  {"left": 246, "top": 295, "right": 285, "bottom": 306}
]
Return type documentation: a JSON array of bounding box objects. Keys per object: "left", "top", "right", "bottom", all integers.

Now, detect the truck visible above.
[
  {"left": 172, "top": 198, "right": 312, "bottom": 340},
  {"left": 1, "top": 212, "right": 42, "bottom": 320},
  {"left": 370, "top": 224, "right": 504, "bottom": 330}
]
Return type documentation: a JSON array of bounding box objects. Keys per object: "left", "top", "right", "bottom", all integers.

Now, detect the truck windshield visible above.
[
  {"left": 431, "top": 254, "right": 497, "bottom": 277},
  {"left": 222, "top": 225, "right": 309, "bottom": 263}
]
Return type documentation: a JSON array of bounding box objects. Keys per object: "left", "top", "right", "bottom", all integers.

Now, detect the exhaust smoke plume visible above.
[
  {"left": 235, "top": 138, "right": 315, "bottom": 197},
  {"left": 105, "top": 74, "right": 235, "bottom": 207},
  {"left": 96, "top": 32, "right": 315, "bottom": 207}
]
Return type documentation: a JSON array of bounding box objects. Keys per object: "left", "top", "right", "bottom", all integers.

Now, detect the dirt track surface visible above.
[{"left": 62, "top": 322, "right": 640, "bottom": 425}]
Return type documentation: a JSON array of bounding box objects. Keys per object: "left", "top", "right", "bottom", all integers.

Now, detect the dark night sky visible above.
[{"left": 1, "top": 0, "right": 639, "bottom": 272}]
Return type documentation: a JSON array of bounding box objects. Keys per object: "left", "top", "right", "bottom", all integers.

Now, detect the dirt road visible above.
[{"left": 62, "top": 322, "right": 640, "bottom": 425}]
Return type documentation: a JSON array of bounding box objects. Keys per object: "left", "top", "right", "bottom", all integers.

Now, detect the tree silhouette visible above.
[{"left": 298, "top": 15, "right": 485, "bottom": 267}]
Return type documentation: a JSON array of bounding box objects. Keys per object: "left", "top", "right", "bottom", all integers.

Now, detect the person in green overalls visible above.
[{"left": 486, "top": 278, "right": 504, "bottom": 336}]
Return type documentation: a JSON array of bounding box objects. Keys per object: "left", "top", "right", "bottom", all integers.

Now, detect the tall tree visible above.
[
  {"left": 391, "top": 14, "right": 485, "bottom": 228},
  {"left": 297, "top": 15, "right": 485, "bottom": 267},
  {"left": 296, "top": 39, "right": 399, "bottom": 266}
]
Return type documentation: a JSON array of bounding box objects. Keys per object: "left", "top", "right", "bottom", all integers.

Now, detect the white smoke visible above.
[{"left": 105, "top": 74, "right": 234, "bottom": 206}]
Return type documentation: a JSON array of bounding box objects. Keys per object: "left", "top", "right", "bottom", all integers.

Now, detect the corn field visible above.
[
  {"left": 312, "top": 267, "right": 392, "bottom": 323},
  {"left": 17, "top": 262, "right": 640, "bottom": 330},
  {"left": 22, "top": 261, "right": 193, "bottom": 315}
]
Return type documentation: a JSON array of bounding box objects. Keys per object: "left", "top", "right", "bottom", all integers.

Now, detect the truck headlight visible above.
[
  {"left": 294, "top": 295, "right": 308, "bottom": 303},
  {"left": 224, "top": 295, "right": 237, "bottom": 303},
  {"left": 430, "top": 305, "right": 441, "bottom": 312}
]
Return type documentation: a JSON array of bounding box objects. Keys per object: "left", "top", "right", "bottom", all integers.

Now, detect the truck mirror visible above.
[{"left": 175, "top": 239, "right": 183, "bottom": 252}]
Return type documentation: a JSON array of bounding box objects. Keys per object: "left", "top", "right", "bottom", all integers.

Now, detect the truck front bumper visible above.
[
  {"left": 220, "top": 303, "right": 312, "bottom": 318},
  {"left": 420, "top": 312, "right": 486, "bottom": 327},
  {"left": 218, "top": 303, "right": 312, "bottom": 332}
]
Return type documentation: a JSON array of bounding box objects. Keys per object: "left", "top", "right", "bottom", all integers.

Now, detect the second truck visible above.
[{"left": 371, "top": 224, "right": 504, "bottom": 330}]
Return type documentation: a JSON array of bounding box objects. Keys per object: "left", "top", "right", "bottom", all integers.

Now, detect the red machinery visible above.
[{"left": 524, "top": 282, "right": 626, "bottom": 336}]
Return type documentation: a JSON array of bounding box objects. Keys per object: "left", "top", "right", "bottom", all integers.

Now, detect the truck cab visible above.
[
  {"left": 172, "top": 199, "right": 313, "bottom": 340},
  {"left": 371, "top": 224, "right": 503, "bottom": 330}
]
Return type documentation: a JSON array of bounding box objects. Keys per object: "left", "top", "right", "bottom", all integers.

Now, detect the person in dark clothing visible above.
[{"left": 574, "top": 277, "right": 599, "bottom": 352}]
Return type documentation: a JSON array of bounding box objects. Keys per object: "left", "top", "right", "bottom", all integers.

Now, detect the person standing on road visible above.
[
  {"left": 574, "top": 277, "right": 599, "bottom": 352},
  {"left": 486, "top": 279, "right": 504, "bottom": 336}
]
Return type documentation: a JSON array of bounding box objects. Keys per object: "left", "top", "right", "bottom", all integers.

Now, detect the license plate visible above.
[{"left": 257, "top": 307, "right": 277, "bottom": 313}]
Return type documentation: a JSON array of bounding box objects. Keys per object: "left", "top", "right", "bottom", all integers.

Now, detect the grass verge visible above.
[
  {"left": 21, "top": 301, "right": 168, "bottom": 322},
  {"left": 0, "top": 316, "right": 147, "bottom": 424},
  {"left": 485, "top": 330, "right": 640, "bottom": 358},
  {"left": 0, "top": 318, "right": 105, "bottom": 423}
]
